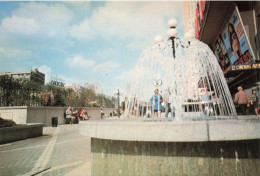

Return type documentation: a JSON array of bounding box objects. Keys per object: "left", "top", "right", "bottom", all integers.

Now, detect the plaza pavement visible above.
[
  {"left": 0, "top": 123, "right": 92, "bottom": 176},
  {"left": 0, "top": 115, "right": 258, "bottom": 176}
]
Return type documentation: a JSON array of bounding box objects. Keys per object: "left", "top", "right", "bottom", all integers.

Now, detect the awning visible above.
[{"left": 199, "top": 1, "right": 233, "bottom": 47}]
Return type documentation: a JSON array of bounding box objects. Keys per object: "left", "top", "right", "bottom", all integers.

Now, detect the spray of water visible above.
[{"left": 125, "top": 38, "right": 237, "bottom": 120}]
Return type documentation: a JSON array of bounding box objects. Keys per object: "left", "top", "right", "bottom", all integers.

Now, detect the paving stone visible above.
[{"left": 0, "top": 124, "right": 91, "bottom": 176}]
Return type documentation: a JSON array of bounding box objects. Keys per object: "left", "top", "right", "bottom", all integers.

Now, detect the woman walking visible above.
[{"left": 250, "top": 89, "right": 259, "bottom": 115}]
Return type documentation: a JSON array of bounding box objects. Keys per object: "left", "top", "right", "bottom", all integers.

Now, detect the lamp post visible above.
[
  {"left": 154, "top": 35, "right": 164, "bottom": 45},
  {"left": 114, "top": 87, "right": 123, "bottom": 118},
  {"left": 167, "top": 18, "right": 179, "bottom": 120},
  {"left": 167, "top": 18, "right": 178, "bottom": 58}
]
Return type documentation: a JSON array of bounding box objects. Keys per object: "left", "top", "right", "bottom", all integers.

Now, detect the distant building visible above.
[
  {"left": 0, "top": 68, "right": 45, "bottom": 85},
  {"left": 183, "top": 0, "right": 197, "bottom": 37},
  {"left": 49, "top": 76, "right": 65, "bottom": 87}
]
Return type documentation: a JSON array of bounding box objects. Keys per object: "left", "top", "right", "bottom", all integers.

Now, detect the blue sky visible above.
[{"left": 0, "top": 1, "right": 184, "bottom": 96}]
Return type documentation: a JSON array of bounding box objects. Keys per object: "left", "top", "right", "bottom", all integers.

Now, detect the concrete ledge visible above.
[
  {"left": 80, "top": 120, "right": 209, "bottom": 142},
  {"left": 0, "top": 123, "right": 43, "bottom": 144},
  {"left": 0, "top": 106, "right": 115, "bottom": 126},
  {"left": 208, "top": 119, "right": 260, "bottom": 141},
  {"left": 80, "top": 118, "right": 260, "bottom": 142}
]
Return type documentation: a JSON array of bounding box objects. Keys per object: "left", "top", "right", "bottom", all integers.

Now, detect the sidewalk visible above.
[
  {"left": 0, "top": 124, "right": 91, "bottom": 176},
  {"left": 64, "top": 161, "right": 91, "bottom": 176}
]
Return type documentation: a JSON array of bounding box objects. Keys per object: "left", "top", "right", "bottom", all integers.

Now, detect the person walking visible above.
[
  {"left": 164, "top": 88, "right": 174, "bottom": 118},
  {"left": 150, "top": 89, "right": 163, "bottom": 118},
  {"left": 122, "top": 97, "right": 129, "bottom": 118},
  {"left": 234, "top": 86, "right": 249, "bottom": 115},
  {"left": 65, "top": 106, "right": 73, "bottom": 124},
  {"left": 250, "top": 89, "right": 259, "bottom": 115}
]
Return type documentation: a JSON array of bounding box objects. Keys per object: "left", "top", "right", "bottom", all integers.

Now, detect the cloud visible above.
[
  {"left": 66, "top": 54, "right": 120, "bottom": 74},
  {"left": 116, "top": 68, "right": 136, "bottom": 82},
  {"left": 66, "top": 55, "right": 95, "bottom": 68},
  {"left": 70, "top": 2, "right": 183, "bottom": 42},
  {"left": 58, "top": 75, "right": 83, "bottom": 86},
  {"left": 62, "top": 1, "right": 91, "bottom": 17},
  {"left": 0, "top": 15, "right": 38, "bottom": 35},
  {"left": 0, "top": 47, "right": 32, "bottom": 59},
  {"left": 0, "top": 2, "right": 74, "bottom": 37},
  {"left": 37, "top": 65, "right": 52, "bottom": 75},
  {"left": 95, "top": 48, "right": 118, "bottom": 61},
  {"left": 70, "top": 18, "right": 96, "bottom": 40},
  {"left": 35, "top": 65, "right": 53, "bottom": 84},
  {"left": 36, "top": 65, "right": 85, "bottom": 86},
  {"left": 94, "top": 60, "right": 120, "bottom": 74},
  {"left": 126, "top": 39, "right": 152, "bottom": 50}
]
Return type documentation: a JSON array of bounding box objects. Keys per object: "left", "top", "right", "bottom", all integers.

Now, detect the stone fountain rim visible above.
[{"left": 79, "top": 117, "right": 260, "bottom": 142}]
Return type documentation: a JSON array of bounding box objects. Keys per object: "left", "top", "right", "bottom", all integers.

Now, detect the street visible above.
[{"left": 0, "top": 124, "right": 91, "bottom": 176}]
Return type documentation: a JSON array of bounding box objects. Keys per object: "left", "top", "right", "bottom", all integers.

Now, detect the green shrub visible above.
[{"left": 0, "top": 117, "right": 17, "bottom": 128}]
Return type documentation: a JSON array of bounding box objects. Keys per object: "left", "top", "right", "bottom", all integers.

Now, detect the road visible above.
[{"left": 0, "top": 124, "right": 91, "bottom": 176}]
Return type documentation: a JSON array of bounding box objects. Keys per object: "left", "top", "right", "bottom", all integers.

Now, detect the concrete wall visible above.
[
  {"left": 81, "top": 119, "right": 260, "bottom": 142},
  {"left": 91, "top": 138, "right": 260, "bottom": 176},
  {"left": 0, "top": 124, "right": 43, "bottom": 144},
  {"left": 27, "top": 107, "right": 67, "bottom": 126},
  {"left": 0, "top": 107, "right": 115, "bottom": 126},
  {"left": 85, "top": 118, "right": 260, "bottom": 175},
  {"left": 102, "top": 108, "right": 115, "bottom": 118},
  {"left": 0, "top": 107, "right": 27, "bottom": 124},
  {"left": 84, "top": 107, "right": 102, "bottom": 119}
]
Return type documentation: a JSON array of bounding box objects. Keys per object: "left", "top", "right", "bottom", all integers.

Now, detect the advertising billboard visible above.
[
  {"left": 212, "top": 33, "right": 231, "bottom": 72},
  {"left": 212, "top": 5, "right": 255, "bottom": 73}
]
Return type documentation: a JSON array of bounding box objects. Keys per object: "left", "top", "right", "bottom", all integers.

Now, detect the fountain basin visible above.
[
  {"left": 80, "top": 117, "right": 260, "bottom": 176},
  {"left": 80, "top": 117, "right": 260, "bottom": 142}
]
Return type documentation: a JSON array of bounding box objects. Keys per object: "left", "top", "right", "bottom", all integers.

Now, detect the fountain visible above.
[
  {"left": 81, "top": 19, "right": 260, "bottom": 176},
  {"left": 126, "top": 38, "right": 237, "bottom": 120}
]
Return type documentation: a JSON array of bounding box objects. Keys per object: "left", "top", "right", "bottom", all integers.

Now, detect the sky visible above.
[{"left": 0, "top": 1, "right": 184, "bottom": 96}]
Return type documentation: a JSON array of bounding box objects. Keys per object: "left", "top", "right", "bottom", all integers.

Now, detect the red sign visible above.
[
  {"left": 195, "top": 1, "right": 207, "bottom": 39},
  {"left": 195, "top": 7, "right": 200, "bottom": 39},
  {"left": 199, "top": 1, "right": 206, "bottom": 21}
]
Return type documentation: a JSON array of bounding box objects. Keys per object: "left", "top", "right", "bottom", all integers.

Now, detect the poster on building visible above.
[
  {"left": 212, "top": 5, "right": 255, "bottom": 73},
  {"left": 212, "top": 33, "right": 231, "bottom": 72}
]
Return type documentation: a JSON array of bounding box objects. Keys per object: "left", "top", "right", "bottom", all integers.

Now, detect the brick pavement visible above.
[{"left": 0, "top": 123, "right": 91, "bottom": 176}]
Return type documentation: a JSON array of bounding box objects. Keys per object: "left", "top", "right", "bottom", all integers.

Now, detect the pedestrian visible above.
[
  {"left": 250, "top": 89, "right": 259, "bottom": 115},
  {"left": 164, "top": 88, "right": 173, "bottom": 118},
  {"left": 134, "top": 105, "right": 137, "bottom": 116},
  {"left": 101, "top": 108, "right": 104, "bottom": 118},
  {"left": 150, "top": 88, "right": 163, "bottom": 118},
  {"left": 80, "top": 108, "right": 88, "bottom": 120},
  {"left": 71, "top": 107, "right": 77, "bottom": 123},
  {"left": 234, "top": 86, "right": 249, "bottom": 115},
  {"left": 122, "top": 97, "right": 129, "bottom": 118},
  {"left": 65, "top": 106, "right": 73, "bottom": 124}
]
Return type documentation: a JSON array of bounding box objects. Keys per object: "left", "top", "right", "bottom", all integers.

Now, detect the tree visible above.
[
  {"left": 78, "top": 87, "right": 96, "bottom": 107},
  {"left": 45, "top": 84, "right": 66, "bottom": 107},
  {"left": 0, "top": 75, "right": 115, "bottom": 108},
  {"left": 0, "top": 75, "right": 19, "bottom": 106}
]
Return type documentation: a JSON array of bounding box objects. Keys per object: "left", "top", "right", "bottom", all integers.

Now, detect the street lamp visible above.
[
  {"left": 184, "top": 31, "right": 193, "bottom": 40},
  {"left": 154, "top": 35, "right": 164, "bottom": 44},
  {"left": 113, "top": 87, "right": 123, "bottom": 118},
  {"left": 167, "top": 18, "right": 178, "bottom": 58}
]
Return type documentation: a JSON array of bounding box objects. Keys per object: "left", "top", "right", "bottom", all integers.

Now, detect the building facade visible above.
[
  {"left": 183, "top": 0, "right": 198, "bottom": 38},
  {"left": 194, "top": 1, "right": 260, "bottom": 95},
  {"left": 0, "top": 68, "right": 45, "bottom": 85}
]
